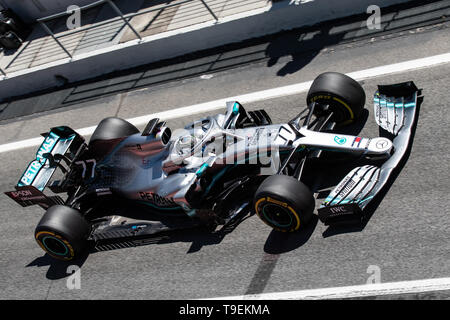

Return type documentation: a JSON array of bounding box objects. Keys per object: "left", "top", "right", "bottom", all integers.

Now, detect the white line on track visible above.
[
  {"left": 204, "top": 277, "right": 450, "bottom": 300},
  {"left": 1, "top": 52, "right": 450, "bottom": 154}
]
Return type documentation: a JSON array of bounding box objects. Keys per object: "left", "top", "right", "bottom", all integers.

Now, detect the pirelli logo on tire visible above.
[
  {"left": 254, "top": 197, "right": 301, "bottom": 232},
  {"left": 265, "top": 197, "right": 287, "bottom": 207},
  {"left": 310, "top": 95, "right": 331, "bottom": 102}
]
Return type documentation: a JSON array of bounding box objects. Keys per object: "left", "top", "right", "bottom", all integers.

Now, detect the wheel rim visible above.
[
  {"left": 42, "top": 236, "right": 69, "bottom": 256},
  {"left": 262, "top": 204, "right": 294, "bottom": 228}
]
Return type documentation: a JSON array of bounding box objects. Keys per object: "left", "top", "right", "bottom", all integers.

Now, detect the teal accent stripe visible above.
[
  {"left": 17, "top": 132, "right": 76, "bottom": 190},
  {"left": 324, "top": 195, "right": 374, "bottom": 205},
  {"left": 233, "top": 102, "right": 239, "bottom": 114},
  {"left": 203, "top": 166, "right": 231, "bottom": 197},
  {"left": 374, "top": 98, "right": 415, "bottom": 108},
  {"left": 196, "top": 163, "right": 209, "bottom": 177},
  {"left": 42, "top": 236, "right": 68, "bottom": 256}
]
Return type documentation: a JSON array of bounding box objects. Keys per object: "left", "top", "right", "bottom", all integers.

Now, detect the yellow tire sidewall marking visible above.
[
  {"left": 309, "top": 94, "right": 355, "bottom": 123},
  {"left": 35, "top": 231, "right": 74, "bottom": 260},
  {"left": 332, "top": 97, "right": 354, "bottom": 121},
  {"left": 255, "top": 197, "right": 301, "bottom": 231}
]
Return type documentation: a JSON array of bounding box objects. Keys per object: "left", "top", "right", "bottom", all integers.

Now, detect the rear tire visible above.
[
  {"left": 307, "top": 72, "right": 365, "bottom": 125},
  {"left": 35, "top": 205, "right": 90, "bottom": 261},
  {"left": 254, "top": 175, "right": 315, "bottom": 232}
]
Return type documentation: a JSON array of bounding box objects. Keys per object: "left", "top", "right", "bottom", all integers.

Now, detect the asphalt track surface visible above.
[{"left": 0, "top": 16, "right": 449, "bottom": 299}]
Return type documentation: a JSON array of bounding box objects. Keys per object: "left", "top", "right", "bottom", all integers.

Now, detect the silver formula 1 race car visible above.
[{"left": 5, "top": 72, "right": 421, "bottom": 261}]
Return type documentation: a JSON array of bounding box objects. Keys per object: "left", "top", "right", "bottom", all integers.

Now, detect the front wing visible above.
[{"left": 317, "top": 81, "right": 421, "bottom": 225}]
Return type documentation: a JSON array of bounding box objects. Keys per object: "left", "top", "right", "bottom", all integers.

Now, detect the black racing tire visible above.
[
  {"left": 35, "top": 205, "right": 90, "bottom": 261},
  {"left": 254, "top": 175, "right": 315, "bottom": 232},
  {"left": 307, "top": 72, "right": 365, "bottom": 125},
  {"left": 89, "top": 117, "right": 140, "bottom": 145}
]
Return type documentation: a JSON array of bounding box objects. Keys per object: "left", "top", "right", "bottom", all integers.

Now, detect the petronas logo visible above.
[{"left": 334, "top": 136, "right": 347, "bottom": 145}]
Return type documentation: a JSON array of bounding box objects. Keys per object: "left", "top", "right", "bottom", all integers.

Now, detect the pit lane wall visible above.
[{"left": 0, "top": 0, "right": 411, "bottom": 101}]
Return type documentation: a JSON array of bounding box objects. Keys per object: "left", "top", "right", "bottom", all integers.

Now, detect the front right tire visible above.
[{"left": 307, "top": 72, "right": 366, "bottom": 125}]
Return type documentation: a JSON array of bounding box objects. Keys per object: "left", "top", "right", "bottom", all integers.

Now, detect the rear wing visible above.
[
  {"left": 318, "top": 81, "right": 421, "bottom": 225},
  {"left": 5, "top": 126, "right": 85, "bottom": 208},
  {"left": 5, "top": 185, "right": 65, "bottom": 210}
]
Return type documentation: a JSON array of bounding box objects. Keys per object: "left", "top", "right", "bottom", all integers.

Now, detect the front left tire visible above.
[{"left": 254, "top": 175, "right": 315, "bottom": 232}]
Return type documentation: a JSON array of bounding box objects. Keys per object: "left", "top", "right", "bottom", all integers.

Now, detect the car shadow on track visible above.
[
  {"left": 24, "top": 224, "right": 239, "bottom": 280},
  {"left": 25, "top": 252, "right": 89, "bottom": 280},
  {"left": 265, "top": 24, "right": 345, "bottom": 77},
  {"left": 23, "top": 207, "right": 255, "bottom": 279},
  {"left": 24, "top": 214, "right": 253, "bottom": 280},
  {"left": 263, "top": 215, "right": 319, "bottom": 254}
]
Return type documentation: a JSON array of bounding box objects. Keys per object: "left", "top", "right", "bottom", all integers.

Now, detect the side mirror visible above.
[{"left": 142, "top": 118, "right": 167, "bottom": 136}]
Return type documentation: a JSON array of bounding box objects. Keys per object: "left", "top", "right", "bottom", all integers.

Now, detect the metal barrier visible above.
[
  {"left": 0, "top": 0, "right": 219, "bottom": 77},
  {"left": 35, "top": 0, "right": 218, "bottom": 60}
]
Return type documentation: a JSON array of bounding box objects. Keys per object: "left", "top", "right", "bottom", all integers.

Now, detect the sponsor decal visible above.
[
  {"left": 334, "top": 136, "right": 347, "bottom": 145},
  {"left": 20, "top": 161, "right": 43, "bottom": 186},
  {"left": 7, "top": 188, "right": 45, "bottom": 201},
  {"left": 319, "top": 204, "right": 360, "bottom": 221},
  {"left": 131, "top": 224, "right": 148, "bottom": 231},
  {"left": 376, "top": 139, "right": 389, "bottom": 149},
  {"left": 263, "top": 197, "right": 290, "bottom": 208},
  {"left": 139, "top": 192, "right": 177, "bottom": 207},
  {"left": 19, "top": 132, "right": 59, "bottom": 187},
  {"left": 5, "top": 186, "right": 50, "bottom": 206},
  {"left": 352, "top": 137, "right": 362, "bottom": 147},
  {"left": 338, "top": 178, "right": 356, "bottom": 200},
  {"left": 329, "top": 205, "right": 349, "bottom": 215},
  {"left": 310, "top": 94, "right": 331, "bottom": 102},
  {"left": 9, "top": 189, "right": 33, "bottom": 198},
  {"left": 37, "top": 132, "right": 59, "bottom": 163}
]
